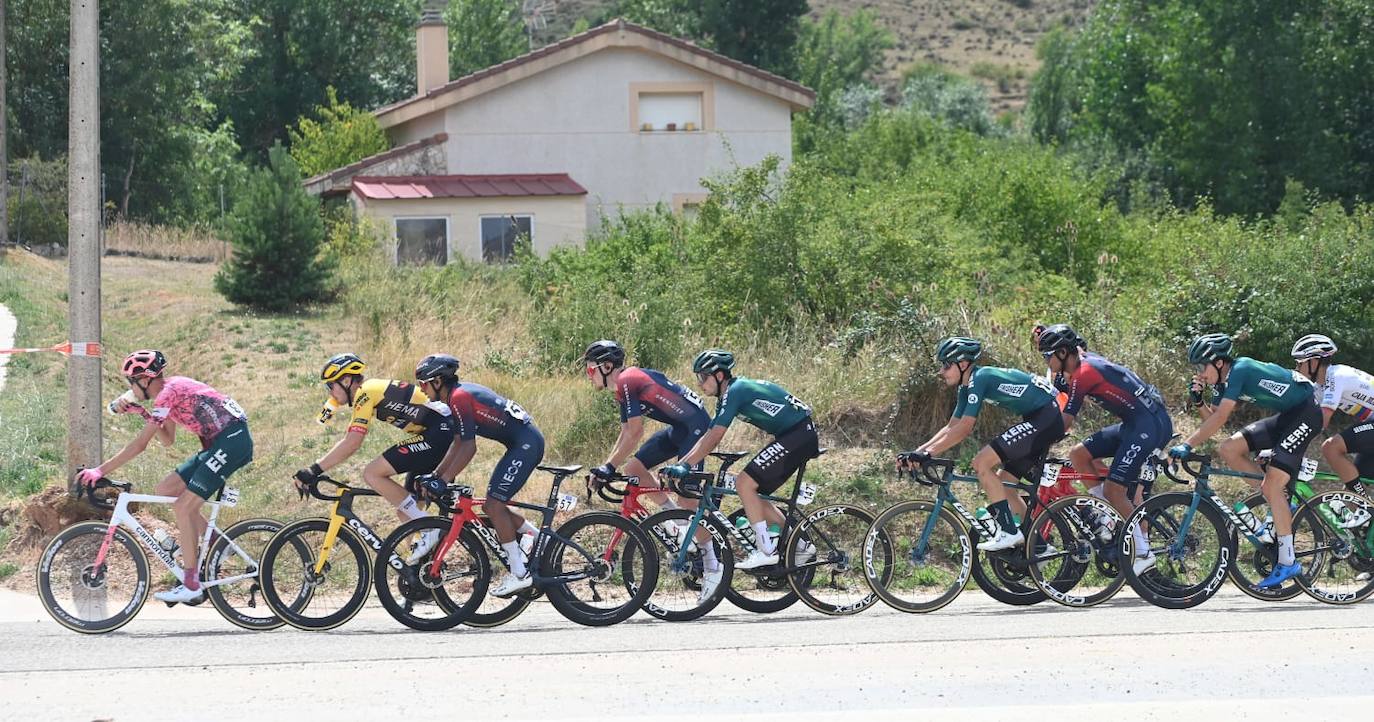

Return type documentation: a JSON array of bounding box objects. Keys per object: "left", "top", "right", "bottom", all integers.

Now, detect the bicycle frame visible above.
[
  {"left": 1159, "top": 459, "right": 1270, "bottom": 561},
  {"left": 905, "top": 459, "right": 1046, "bottom": 564},
  {"left": 92, "top": 488, "right": 258, "bottom": 590},
  {"left": 309, "top": 484, "right": 403, "bottom": 576}
]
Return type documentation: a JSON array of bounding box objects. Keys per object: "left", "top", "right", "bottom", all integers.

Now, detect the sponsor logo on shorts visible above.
[
  {"left": 205, "top": 449, "right": 229, "bottom": 473},
  {"left": 1279, "top": 422, "right": 1313, "bottom": 453},
  {"left": 753, "top": 442, "right": 785, "bottom": 468},
  {"left": 1353, "top": 423, "right": 1373, "bottom": 434},
  {"left": 1001, "top": 421, "right": 1035, "bottom": 444}
]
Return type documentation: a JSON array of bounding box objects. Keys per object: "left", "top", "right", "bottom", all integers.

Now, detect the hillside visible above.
[{"left": 531, "top": 0, "right": 1096, "bottom": 111}]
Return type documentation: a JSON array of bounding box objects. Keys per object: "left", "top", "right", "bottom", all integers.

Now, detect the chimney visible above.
[{"left": 416, "top": 1, "right": 450, "bottom": 96}]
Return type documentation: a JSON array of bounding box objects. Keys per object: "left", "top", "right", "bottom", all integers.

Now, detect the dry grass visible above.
[{"left": 103, "top": 221, "right": 230, "bottom": 263}]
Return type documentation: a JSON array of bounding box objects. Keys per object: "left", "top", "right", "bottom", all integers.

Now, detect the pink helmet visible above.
[{"left": 122, "top": 350, "right": 167, "bottom": 379}]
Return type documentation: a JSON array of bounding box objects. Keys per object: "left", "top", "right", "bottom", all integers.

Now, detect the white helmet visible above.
[{"left": 1291, "top": 334, "right": 1337, "bottom": 360}]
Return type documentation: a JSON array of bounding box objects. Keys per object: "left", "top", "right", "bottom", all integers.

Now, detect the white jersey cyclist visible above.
[{"left": 1319, "top": 364, "right": 1374, "bottom": 422}]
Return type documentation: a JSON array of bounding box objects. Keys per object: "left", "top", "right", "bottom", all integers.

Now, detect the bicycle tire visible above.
[
  {"left": 373, "top": 517, "right": 490, "bottom": 631},
  {"left": 639, "top": 508, "right": 732, "bottom": 621},
  {"left": 1228, "top": 493, "right": 1302, "bottom": 602},
  {"left": 259, "top": 517, "right": 372, "bottom": 631},
  {"left": 785, "top": 504, "right": 882, "bottom": 616},
  {"left": 542, "top": 511, "right": 659, "bottom": 626},
  {"left": 1123, "top": 492, "right": 1233, "bottom": 609},
  {"left": 1293, "top": 491, "right": 1374, "bottom": 605},
  {"left": 863, "top": 500, "right": 972, "bottom": 614},
  {"left": 724, "top": 507, "right": 800, "bottom": 614},
  {"left": 204, "top": 517, "right": 292, "bottom": 631},
  {"left": 37, "top": 521, "right": 150, "bottom": 634},
  {"left": 1026, "top": 496, "right": 1125, "bottom": 608},
  {"left": 970, "top": 523, "right": 1048, "bottom": 606}
]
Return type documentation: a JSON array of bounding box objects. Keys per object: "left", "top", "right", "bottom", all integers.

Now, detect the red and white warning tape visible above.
[{"left": 0, "top": 341, "right": 102, "bottom": 357}]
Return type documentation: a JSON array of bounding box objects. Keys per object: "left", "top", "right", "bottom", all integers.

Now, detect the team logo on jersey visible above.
[
  {"left": 752, "top": 400, "right": 785, "bottom": 416},
  {"left": 997, "top": 384, "right": 1028, "bottom": 397},
  {"left": 1258, "top": 379, "right": 1291, "bottom": 397},
  {"left": 967, "top": 393, "right": 979, "bottom": 404}
]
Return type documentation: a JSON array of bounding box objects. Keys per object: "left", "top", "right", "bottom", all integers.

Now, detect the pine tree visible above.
[{"left": 213, "top": 142, "right": 333, "bottom": 311}]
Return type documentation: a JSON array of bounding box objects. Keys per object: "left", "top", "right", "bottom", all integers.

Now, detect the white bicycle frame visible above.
[{"left": 92, "top": 487, "right": 260, "bottom": 589}]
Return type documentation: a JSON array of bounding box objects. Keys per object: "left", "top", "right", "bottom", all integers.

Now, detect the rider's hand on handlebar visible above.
[
  {"left": 1168, "top": 442, "right": 1193, "bottom": 462},
  {"left": 896, "top": 450, "right": 930, "bottom": 471},
  {"left": 590, "top": 463, "right": 616, "bottom": 481},
  {"left": 293, "top": 463, "right": 324, "bottom": 492},
  {"left": 75, "top": 466, "right": 104, "bottom": 488},
  {"left": 661, "top": 462, "right": 690, "bottom": 480}
]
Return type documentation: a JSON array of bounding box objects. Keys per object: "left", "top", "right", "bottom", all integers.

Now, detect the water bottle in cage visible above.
[
  {"left": 1232, "top": 502, "right": 1273, "bottom": 543},
  {"left": 153, "top": 528, "right": 179, "bottom": 556}
]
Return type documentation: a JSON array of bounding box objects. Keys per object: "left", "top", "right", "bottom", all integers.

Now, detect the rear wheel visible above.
[
  {"left": 37, "top": 521, "right": 150, "bottom": 634},
  {"left": 259, "top": 518, "right": 371, "bottom": 631},
  {"left": 374, "top": 517, "right": 490, "bottom": 631},
  {"left": 786, "top": 504, "right": 882, "bottom": 615},
  {"left": 863, "top": 500, "right": 971, "bottom": 613},
  {"left": 204, "top": 517, "right": 292, "bottom": 630},
  {"left": 543, "top": 511, "right": 659, "bottom": 626}
]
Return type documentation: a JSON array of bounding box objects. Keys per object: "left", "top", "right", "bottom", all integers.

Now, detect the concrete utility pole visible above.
[
  {"left": 67, "top": 0, "right": 101, "bottom": 479},
  {"left": 2, "top": 0, "right": 8, "bottom": 246}
]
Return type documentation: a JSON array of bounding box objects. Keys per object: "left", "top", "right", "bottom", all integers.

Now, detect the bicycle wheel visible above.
[
  {"left": 1026, "top": 496, "right": 1125, "bottom": 608},
  {"left": 37, "top": 521, "right": 150, "bottom": 634},
  {"left": 1294, "top": 491, "right": 1374, "bottom": 604},
  {"left": 639, "top": 508, "right": 732, "bottom": 621},
  {"left": 863, "top": 500, "right": 971, "bottom": 613},
  {"left": 204, "top": 517, "right": 290, "bottom": 631},
  {"left": 543, "top": 511, "right": 659, "bottom": 626},
  {"left": 259, "top": 517, "right": 371, "bottom": 631},
  {"left": 1228, "top": 494, "right": 1302, "bottom": 602},
  {"left": 1124, "top": 492, "right": 1233, "bottom": 609},
  {"left": 970, "top": 518, "right": 1047, "bottom": 606},
  {"left": 460, "top": 519, "right": 534, "bottom": 628},
  {"left": 785, "top": 504, "right": 881, "bottom": 616},
  {"left": 724, "top": 507, "right": 800, "bottom": 614},
  {"left": 374, "top": 517, "right": 490, "bottom": 631}
]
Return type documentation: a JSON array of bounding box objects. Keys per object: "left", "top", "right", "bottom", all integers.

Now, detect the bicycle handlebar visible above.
[
  {"left": 73, "top": 476, "right": 133, "bottom": 512},
  {"left": 1162, "top": 451, "right": 1209, "bottom": 485},
  {"left": 587, "top": 473, "right": 640, "bottom": 504},
  {"left": 298, "top": 474, "right": 370, "bottom": 502}
]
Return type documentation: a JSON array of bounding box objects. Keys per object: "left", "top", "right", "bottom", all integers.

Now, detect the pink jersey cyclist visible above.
[{"left": 151, "top": 376, "right": 247, "bottom": 446}]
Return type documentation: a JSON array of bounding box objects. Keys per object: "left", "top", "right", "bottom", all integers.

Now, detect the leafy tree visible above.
[
  {"left": 615, "top": 0, "right": 808, "bottom": 76},
  {"left": 792, "top": 9, "right": 892, "bottom": 151},
  {"left": 288, "top": 88, "right": 390, "bottom": 178},
  {"left": 446, "top": 0, "right": 529, "bottom": 78},
  {"left": 214, "top": 143, "right": 333, "bottom": 311}
]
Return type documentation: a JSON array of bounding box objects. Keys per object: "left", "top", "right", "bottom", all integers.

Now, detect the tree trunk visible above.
[{"left": 119, "top": 143, "right": 135, "bottom": 218}]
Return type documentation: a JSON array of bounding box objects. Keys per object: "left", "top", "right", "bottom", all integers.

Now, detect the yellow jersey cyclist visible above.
[
  {"left": 1290, "top": 334, "right": 1374, "bottom": 522},
  {"left": 662, "top": 349, "right": 820, "bottom": 574},
  {"left": 295, "top": 353, "right": 455, "bottom": 560},
  {"left": 76, "top": 350, "right": 253, "bottom": 604},
  {"left": 1174, "top": 333, "right": 1322, "bottom": 588},
  {"left": 413, "top": 353, "right": 545, "bottom": 596},
  {"left": 902, "top": 337, "right": 1066, "bottom": 552}
]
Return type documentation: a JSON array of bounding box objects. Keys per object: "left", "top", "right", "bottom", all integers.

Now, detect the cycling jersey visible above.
[
  {"left": 953, "top": 367, "right": 1057, "bottom": 419},
  {"left": 347, "top": 378, "right": 450, "bottom": 435},
  {"left": 615, "top": 367, "right": 710, "bottom": 429},
  {"left": 712, "top": 377, "right": 811, "bottom": 436},
  {"left": 1056, "top": 353, "right": 1163, "bottom": 420},
  {"left": 1320, "top": 364, "right": 1374, "bottom": 422},
  {"left": 151, "top": 377, "right": 247, "bottom": 445},
  {"left": 1220, "top": 358, "right": 1314, "bottom": 412},
  {"left": 446, "top": 382, "right": 536, "bottom": 446}
]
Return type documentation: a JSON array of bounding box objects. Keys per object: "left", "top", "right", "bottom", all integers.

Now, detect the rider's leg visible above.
[
  {"left": 156, "top": 471, "right": 207, "bottom": 543},
  {"left": 362, "top": 456, "right": 417, "bottom": 522},
  {"left": 974, "top": 446, "right": 1014, "bottom": 532},
  {"left": 1323, "top": 435, "right": 1361, "bottom": 490},
  {"left": 172, "top": 491, "right": 206, "bottom": 588},
  {"left": 1219, "top": 433, "right": 1263, "bottom": 489}
]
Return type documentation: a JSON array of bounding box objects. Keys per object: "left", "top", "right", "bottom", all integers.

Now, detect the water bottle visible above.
[
  {"left": 153, "top": 528, "right": 179, "bottom": 556},
  {"left": 1232, "top": 502, "right": 1271, "bottom": 542},
  {"left": 733, "top": 516, "right": 756, "bottom": 543},
  {"left": 975, "top": 508, "right": 1000, "bottom": 536},
  {"left": 106, "top": 389, "right": 137, "bottom": 415},
  {"left": 1328, "top": 499, "right": 1353, "bottom": 526}
]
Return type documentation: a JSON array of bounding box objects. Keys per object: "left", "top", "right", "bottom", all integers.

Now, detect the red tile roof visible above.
[{"left": 350, "top": 174, "right": 588, "bottom": 200}]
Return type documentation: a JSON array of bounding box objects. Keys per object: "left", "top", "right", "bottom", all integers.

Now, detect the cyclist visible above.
[
  {"left": 1290, "top": 334, "right": 1374, "bottom": 507},
  {"left": 295, "top": 353, "right": 454, "bottom": 560},
  {"left": 662, "top": 350, "right": 818, "bottom": 571},
  {"left": 1039, "top": 324, "right": 1172, "bottom": 573},
  {"left": 413, "top": 353, "right": 545, "bottom": 596},
  {"left": 77, "top": 350, "right": 252, "bottom": 603},
  {"left": 902, "top": 337, "right": 1065, "bottom": 551},
  {"left": 1173, "top": 333, "right": 1321, "bottom": 588}
]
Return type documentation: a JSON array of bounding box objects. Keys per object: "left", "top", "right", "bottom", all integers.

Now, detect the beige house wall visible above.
[
  {"left": 352, "top": 194, "right": 587, "bottom": 262},
  {"left": 403, "top": 48, "right": 793, "bottom": 228}
]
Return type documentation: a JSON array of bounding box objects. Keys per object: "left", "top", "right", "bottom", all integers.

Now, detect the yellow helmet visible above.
[{"left": 320, "top": 353, "right": 366, "bottom": 383}]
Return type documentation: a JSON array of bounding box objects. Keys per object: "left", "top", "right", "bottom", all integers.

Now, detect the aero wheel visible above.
[
  {"left": 1124, "top": 492, "right": 1233, "bottom": 609},
  {"left": 37, "top": 521, "right": 151, "bottom": 634},
  {"left": 971, "top": 513, "right": 1048, "bottom": 606},
  {"left": 543, "top": 511, "right": 659, "bottom": 626},
  {"left": 724, "top": 507, "right": 799, "bottom": 614},
  {"left": 786, "top": 504, "right": 881, "bottom": 615},
  {"left": 1228, "top": 493, "right": 1301, "bottom": 602},
  {"left": 374, "top": 517, "right": 489, "bottom": 631},
  {"left": 1293, "top": 491, "right": 1374, "bottom": 605},
  {"left": 1026, "top": 496, "right": 1124, "bottom": 608},
  {"left": 864, "top": 500, "right": 971, "bottom": 613},
  {"left": 259, "top": 517, "right": 371, "bottom": 631},
  {"left": 639, "top": 508, "right": 733, "bottom": 621},
  {"left": 204, "top": 518, "right": 292, "bottom": 630}
]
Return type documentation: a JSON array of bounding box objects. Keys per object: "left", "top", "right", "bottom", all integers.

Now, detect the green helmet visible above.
[
  {"left": 1187, "top": 333, "right": 1234, "bottom": 365},
  {"left": 935, "top": 337, "right": 983, "bottom": 365},
  {"left": 692, "top": 349, "right": 736, "bottom": 375}
]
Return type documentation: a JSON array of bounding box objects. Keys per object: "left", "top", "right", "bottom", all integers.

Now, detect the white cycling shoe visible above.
[
  {"left": 154, "top": 584, "right": 205, "bottom": 604},
  {"left": 492, "top": 572, "right": 534, "bottom": 598},
  {"left": 406, "top": 529, "right": 442, "bottom": 564},
  {"left": 1132, "top": 552, "right": 1157, "bottom": 576},
  {"left": 698, "top": 566, "right": 724, "bottom": 604},
  {"left": 976, "top": 528, "right": 1024, "bottom": 552},
  {"left": 737, "top": 549, "right": 780, "bottom": 569}
]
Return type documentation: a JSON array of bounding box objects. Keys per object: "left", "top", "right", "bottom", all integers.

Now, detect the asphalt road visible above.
[{"left": 3, "top": 587, "right": 1371, "bottom": 721}]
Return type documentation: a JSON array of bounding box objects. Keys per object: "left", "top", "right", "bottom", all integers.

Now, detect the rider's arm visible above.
[
  {"left": 153, "top": 419, "right": 175, "bottom": 446},
  {"left": 1184, "top": 398, "right": 1237, "bottom": 448},
  {"left": 1061, "top": 412, "right": 1077, "bottom": 434},
  {"left": 314, "top": 429, "right": 365, "bottom": 472},
  {"left": 680, "top": 425, "right": 728, "bottom": 467},
  {"left": 923, "top": 415, "right": 976, "bottom": 456},
  {"left": 1320, "top": 407, "right": 1335, "bottom": 430},
  {"left": 98, "top": 419, "right": 164, "bottom": 474},
  {"left": 436, "top": 438, "right": 477, "bottom": 481},
  {"left": 605, "top": 417, "right": 645, "bottom": 468}
]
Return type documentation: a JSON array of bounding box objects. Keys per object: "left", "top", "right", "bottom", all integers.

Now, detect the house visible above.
[{"left": 304, "top": 9, "right": 815, "bottom": 265}]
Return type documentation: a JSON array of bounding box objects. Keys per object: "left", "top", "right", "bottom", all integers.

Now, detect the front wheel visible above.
[
  {"left": 259, "top": 517, "right": 371, "bottom": 631},
  {"left": 204, "top": 517, "right": 291, "bottom": 630},
  {"left": 1123, "top": 492, "right": 1233, "bottom": 609},
  {"left": 37, "top": 521, "right": 150, "bottom": 634},
  {"left": 1293, "top": 491, "right": 1374, "bottom": 605},
  {"left": 543, "top": 511, "right": 659, "bottom": 626},
  {"left": 863, "top": 500, "right": 971, "bottom": 614},
  {"left": 786, "top": 504, "right": 882, "bottom": 616}
]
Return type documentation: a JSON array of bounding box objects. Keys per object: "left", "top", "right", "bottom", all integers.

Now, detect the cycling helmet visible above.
[
  {"left": 1291, "top": 334, "right": 1337, "bottom": 360},
  {"left": 692, "top": 349, "right": 736, "bottom": 375},
  {"left": 1187, "top": 333, "right": 1234, "bottom": 365},
  {"left": 121, "top": 350, "right": 167, "bottom": 379},
  {"left": 583, "top": 340, "right": 626, "bottom": 367},
  {"left": 935, "top": 337, "right": 983, "bottom": 365},
  {"left": 415, "top": 354, "right": 460, "bottom": 383},
  {"left": 320, "top": 353, "right": 366, "bottom": 383},
  {"left": 1037, "top": 324, "right": 1083, "bottom": 355}
]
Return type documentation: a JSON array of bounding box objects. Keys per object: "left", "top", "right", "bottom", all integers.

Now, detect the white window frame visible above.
[
  {"left": 629, "top": 82, "right": 715, "bottom": 133},
  {"left": 392, "top": 215, "right": 451, "bottom": 265},
  {"left": 478, "top": 214, "right": 535, "bottom": 263}
]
